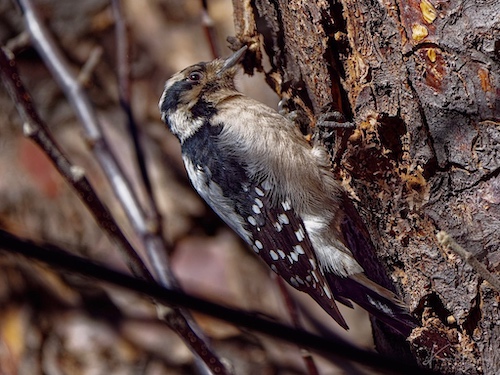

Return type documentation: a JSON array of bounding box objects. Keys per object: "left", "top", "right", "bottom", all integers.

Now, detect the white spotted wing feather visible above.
[{"left": 243, "top": 184, "right": 349, "bottom": 329}]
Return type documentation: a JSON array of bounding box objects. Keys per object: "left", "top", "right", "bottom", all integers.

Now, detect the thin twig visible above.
[
  {"left": 5, "top": 30, "right": 30, "bottom": 53},
  {"left": 0, "top": 227, "right": 441, "bottom": 375},
  {"left": 14, "top": 1, "right": 231, "bottom": 372},
  {"left": 110, "top": 0, "right": 165, "bottom": 246},
  {"left": 200, "top": 0, "right": 221, "bottom": 58},
  {"left": 77, "top": 46, "right": 103, "bottom": 85},
  {"left": 276, "top": 276, "right": 320, "bottom": 375},
  {"left": 111, "top": 0, "right": 131, "bottom": 103},
  {"left": 437, "top": 231, "right": 500, "bottom": 291}
]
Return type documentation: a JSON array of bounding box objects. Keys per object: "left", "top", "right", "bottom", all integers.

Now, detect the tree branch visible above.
[
  {"left": 111, "top": 0, "right": 162, "bottom": 231},
  {"left": 0, "top": 227, "right": 441, "bottom": 375}
]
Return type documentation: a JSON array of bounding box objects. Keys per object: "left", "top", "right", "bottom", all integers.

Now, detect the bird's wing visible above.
[
  {"left": 181, "top": 121, "right": 348, "bottom": 329},
  {"left": 240, "top": 181, "right": 349, "bottom": 329}
]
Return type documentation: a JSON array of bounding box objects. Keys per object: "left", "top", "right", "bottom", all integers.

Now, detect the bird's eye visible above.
[{"left": 187, "top": 71, "right": 203, "bottom": 82}]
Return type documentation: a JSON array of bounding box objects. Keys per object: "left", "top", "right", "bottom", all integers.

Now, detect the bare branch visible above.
[
  {"left": 200, "top": 0, "right": 221, "bottom": 58},
  {"left": 5, "top": 30, "right": 30, "bottom": 53},
  {"left": 275, "top": 276, "right": 320, "bottom": 375},
  {"left": 0, "top": 227, "right": 441, "bottom": 375},
  {"left": 77, "top": 46, "right": 103, "bottom": 85},
  {"left": 111, "top": 0, "right": 164, "bottom": 240},
  {"left": 111, "top": 0, "right": 131, "bottom": 103}
]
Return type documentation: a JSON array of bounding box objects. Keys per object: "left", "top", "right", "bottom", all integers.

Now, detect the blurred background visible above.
[{"left": 0, "top": 0, "right": 373, "bottom": 373}]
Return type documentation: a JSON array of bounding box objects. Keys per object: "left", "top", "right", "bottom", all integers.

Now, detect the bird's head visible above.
[{"left": 159, "top": 46, "right": 247, "bottom": 143}]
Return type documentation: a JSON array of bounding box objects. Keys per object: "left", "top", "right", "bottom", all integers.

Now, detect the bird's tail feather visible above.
[
  {"left": 307, "top": 290, "right": 349, "bottom": 330},
  {"left": 328, "top": 273, "right": 418, "bottom": 336}
]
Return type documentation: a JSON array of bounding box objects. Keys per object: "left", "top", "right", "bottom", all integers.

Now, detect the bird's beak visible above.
[{"left": 217, "top": 45, "right": 248, "bottom": 77}]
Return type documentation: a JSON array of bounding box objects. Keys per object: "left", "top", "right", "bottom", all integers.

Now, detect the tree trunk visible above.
[{"left": 232, "top": 0, "right": 500, "bottom": 374}]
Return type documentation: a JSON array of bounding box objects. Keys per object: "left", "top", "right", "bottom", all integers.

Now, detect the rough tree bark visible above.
[{"left": 232, "top": 0, "right": 500, "bottom": 374}]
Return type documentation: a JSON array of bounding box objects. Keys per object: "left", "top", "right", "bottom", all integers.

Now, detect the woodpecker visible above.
[{"left": 159, "top": 46, "right": 416, "bottom": 335}]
